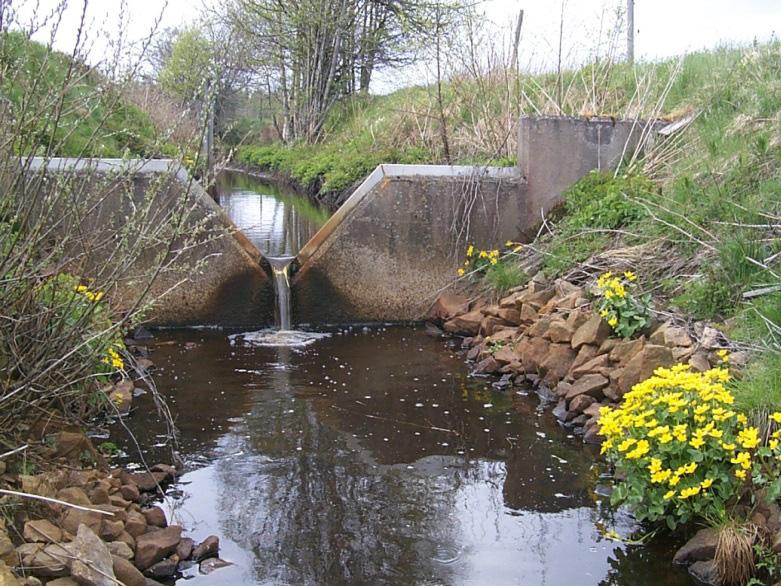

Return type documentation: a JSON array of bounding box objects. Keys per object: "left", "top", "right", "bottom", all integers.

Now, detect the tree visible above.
[{"left": 158, "top": 29, "right": 213, "bottom": 104}]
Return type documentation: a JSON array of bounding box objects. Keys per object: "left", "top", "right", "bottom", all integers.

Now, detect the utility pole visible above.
[{"left": 627, "top": 0, "right": 635, "bottom": 64}]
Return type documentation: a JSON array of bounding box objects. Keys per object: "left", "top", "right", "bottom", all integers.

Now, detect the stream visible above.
[{"left": 112, "top": 173, "right": 691, "bottom": 585}]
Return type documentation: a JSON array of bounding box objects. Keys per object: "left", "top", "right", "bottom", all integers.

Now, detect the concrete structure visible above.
[
  {"left": 23, "top": 158, "right": 273, "bottom": 326},
  {"left": 22, "top": 116, "right": 661, "bottom": 326},
  {"left": 518, "top": 116, "right": 659, "bottom": 230}
]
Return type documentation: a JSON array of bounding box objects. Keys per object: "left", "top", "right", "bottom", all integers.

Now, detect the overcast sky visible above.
[{"left": 18, "top": 0, "right": 781, "bottom": 91}]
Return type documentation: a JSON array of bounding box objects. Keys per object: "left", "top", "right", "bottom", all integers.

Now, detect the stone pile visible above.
[
  {"left": 0, "top": 448, "right": 228, "bottom": 586},
  {"left": 428, "top": 279, "right": 741, "bottom": 445}
]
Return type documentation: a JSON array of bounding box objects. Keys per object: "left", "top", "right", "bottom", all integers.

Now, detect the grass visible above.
[
  {"left": 484, "top": 262, "right": 527, "bottom": 296},
  {"left": 1, "top": 31, "right": 168, "bottom": 157}
]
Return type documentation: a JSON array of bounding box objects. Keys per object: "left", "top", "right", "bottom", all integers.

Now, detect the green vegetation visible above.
[
  {"left": 1, "top": 32, "right": 163, "bottom": 157},
  {"left": 593, "top": 271, "right": 652, "bottom": 339}
]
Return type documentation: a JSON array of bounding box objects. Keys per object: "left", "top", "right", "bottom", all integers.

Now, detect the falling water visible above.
[{"left": 267, "top": 256, "right": 294, "bottom": 331}]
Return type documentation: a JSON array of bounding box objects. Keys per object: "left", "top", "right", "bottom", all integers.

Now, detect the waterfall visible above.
[{"left": 267, "top": 256, "right": 294, "bottom": 331}]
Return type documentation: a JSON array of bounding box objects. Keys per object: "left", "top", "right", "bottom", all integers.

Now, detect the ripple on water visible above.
[{"left": 229, "top": 329, "right": 330, "bottom": 348}]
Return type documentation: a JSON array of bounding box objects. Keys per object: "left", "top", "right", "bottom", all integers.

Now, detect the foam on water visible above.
[{"left": 229, "top": 329, "right": 330, "bottom": 348}]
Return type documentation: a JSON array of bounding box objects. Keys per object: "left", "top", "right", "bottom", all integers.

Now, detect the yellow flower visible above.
[
  {"left": 663, "top": 490, "right": 676, "bottom": 500},
  {"left": 735, "top": 469, "right": 747, "bottom": 480},
  {"left": 679, "top": 486, "right": 701, "bottom": 499},
  {"left": 730, "top": 451, "right": 751, "bottom": 470},
  {"left": 625, "top": 439, "right": 650, "bottom": 459},
  {"left": 608, "top": 317, "right": 618, "bottom": 328},
  {"left": 490, "top": 258, "right": 498, "bottom": 265},
  {"left": 651, "top": 469, "right": 672, "bottom": 484},
  {"left": 624, "top": 271, "right": 637, "bottom": 281},
  {"left": 721, "top": 442, "right": 736, "bottom": 451},
  {"left": 717, "top": 349, "right": 729, "bottom": 363},
  {"left": 770, "top": 412, "right": 781, "bottom": 424},
  {"left": 457, "top": 268, "right": 465, "bottom": 276},
  {"left": 466, "top": 245, "right": 474, "bottom": 257},
  {"left": 737, "top": 414, "right": 748, "bottom": 425},
  {"left": 770, "top": 439, "right": 779, "bottom": 450},
  {"left": 600, "top": 309, "right": 609, "bottom": 318},
  {"left": 505, "top": 240, "right": 514, "bottom": 247},
  {"left": 737, "top": 427, "right": 760, "bottom": 450},
  {"left": 605, "top": 290, "right": 614, "bottom": 300},
  {"left": 479, "top": 250, "right": 488, "bottom": 259},
  {"left": 669, "top": 475, "right": 681, "bottom": 487},
  {"left": 701, "top": 478, "right": 714, "bottom": 489},
  {"left": 690, "top": 436, "right": 704, "bottom": 449}
]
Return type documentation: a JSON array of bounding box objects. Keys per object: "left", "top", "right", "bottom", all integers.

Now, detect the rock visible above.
[
  {"left": 518, "top": 303, "right": 539, "bottom": 325},
  {"left": 540, "top": 344, "right": 577, "bottom": 386},
  {"left": 565, "top": 374, "right": 609, "bottom": 402},
  {"left": 23, "top": 520, "right": 62, "bottom": 543},
  {"left": 583, "top": 402, "right": 603, "bottom": 419},
  {"left": 650, "top": 322, "right": 693, "bottom": 347},
  {"left": 25, "top": 543, "right": 72, "bottom": 577},
  {"left": 134, "top": 526, "right": 182, "bottom": 570},
  {"left": 466, "top": 345, "right": 482, "bottom": 361},
  {"left": 120, "top": 484, "right": 141, "bottom": 503},
  {"left": 571, "top": 315, "right": 611, "bottom": 350},
  {"left": 674, "top": 528, "right": 718, "bottom": 564},
  {"left": 109, "top": 494, "right": 131, "bottom": 509},
  {"left": 0, "top": 531, "right": 15, "bottom": 566},
  {"left": 473, "top": 357, "right": 500, "bottom": 375},
  {"left": 192, "top": 536, "right": 219, "bottom": 562},
  {"left": 125, "top": 512, "right": 148, "bottom": 538},
  {"left": 499, "top": 291, "right": 523, "bottom": 309},
  {"left": 143, "top": 557, "right": 178, "bottom": 579},
  {"left": 583, "top": 425, "right": 602, "bottom": 445},
  {"left": 729, "top": 351, "right": 749, "bottom": 369},
  {"left": 552, "top": 399, "right": 568, "bottom": 421},
  {"left": 54, "top": 432, "right": 99, "bottom": 467},
  {"left": 141, "top": 507, "right": 166, "bottom": 528},
  {"left": 555, "top": 382, "right": 573, "bottom": 398},
  {"left": 443, "top": 310, "right": 484, "bottom": 336},
  {"left": 569, "top": 395, "right": 596, "bottom": 414},
  {"left": 175, "top": 538, "right": 193, "bottom": 561},
  {"left": 199, "top": 558, "right": 233, "bottom": 575},
  {"left": 597, "top": 338, "right": 619, "bottom": 355},
  {"left": 486, "top": 327, "right": 519, "bottom": 343},
  {"left": 56, "top": 487, "right": 92, "bottom": 507},
  {"left": 617, "top": 344, "right": 675, "bottom": 393},
  {"left": 107, "top": 380, "right": 133, "bottom": 416},
  {"left": 0, "top": 561, "right": 22, "bottom": 586},
  {"left": 71, "top": 525, "right": 116, "bottom": 586},
  {"left": 492, "top": 346, "right": 518, "bottom": 365},
  {"left": 89, "top": 486, "right": 111, "bottom": 506},
  {"left": 570, "top": 345, "right": 599, "bottom": 372},
  {"left": 61, "top": 509, "right": 103, "bottom": 536},
  {"left": 700, "top": 326, "right": 724, "bottom": 350},
  {"left": 688, "top": 560, "right": 721, "bottom": 585},
  {"left": 496, "top": 308, "right": 521, "bottom": 325},
  {"left": 516, "top": 337, "right": 550, "bottom": 372},
  {"left": 426, "top": 294, "right": 470, "bottom": 323},
  {"left": 546, "top": 320, "right": 574, "bottom": 344},
  {"left": 107, "top": 541, "right": 134, "bottom": 560},
  {"left": 112, "top": 556, "right": 146, "bottom": 586},
  {"left": 570, "top": 353, "right": 609, "bottom": 378},
  {"left": 527, "top": 317, "right": 552, "bottom": 338},
  {"left": 773, "top": 530, "right": 781, "bottom": 554},
  {"left": 125, "top": 473, "right": 168, "bottom": 493},
  {"left": 608, "top": 337, "right": 645, "bottom": 365},
  {"left": 115, "top": 531, "right": 136, "bottom": 552},
  {"left": 43, "top": 579, "right": 78, "bottom": 586},
  {"left": 100, "top": 519, "right": 125, "bottom": 541},
  {"left": 479, "top": 315, "right": 511, "bottom": 337},
  {"left": 672, "top": 346, "right": 695, "bottom": 362}
]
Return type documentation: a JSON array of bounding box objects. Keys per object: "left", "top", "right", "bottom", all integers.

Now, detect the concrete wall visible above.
[
  {"left": 518, "top": 116, "right": 659, "bottom": 235},
  {"left": 23, "top": 158, "right": 274, "bottom": 326},
  {"left": 293, "top": 165, "right": 525, "bottom": 324}
]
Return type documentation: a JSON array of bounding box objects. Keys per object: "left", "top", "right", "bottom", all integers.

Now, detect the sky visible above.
[{"left": 16, "top": 0, "right": 781, "bottom": 91}]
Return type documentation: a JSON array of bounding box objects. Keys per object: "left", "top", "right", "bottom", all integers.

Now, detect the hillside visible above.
[{"left": 0, "top": 32, "right": 168, "bottom": 158}]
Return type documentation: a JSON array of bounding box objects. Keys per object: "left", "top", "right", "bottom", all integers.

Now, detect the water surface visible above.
[
  {"left": 114, "top": 327, "right": 691, "bottom": 586},
  {"left": 217, "top": 171, "right": 330, "bottom": 257}
]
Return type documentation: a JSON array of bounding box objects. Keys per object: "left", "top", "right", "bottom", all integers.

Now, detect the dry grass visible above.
[{"left": 715, "top": 522, "right": 757, "bottom": 586}]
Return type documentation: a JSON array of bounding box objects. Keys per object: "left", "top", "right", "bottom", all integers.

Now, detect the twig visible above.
[
  {"left": 0, "top": 445, "right": 29, "bottom": 459},
  {"left": 0, "top": 489, "right": 116, "bottom": 515}
]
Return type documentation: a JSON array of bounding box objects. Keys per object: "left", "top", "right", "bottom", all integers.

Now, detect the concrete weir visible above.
[{"left": 21, "top": 115, "right": 660, "bottom": 326}]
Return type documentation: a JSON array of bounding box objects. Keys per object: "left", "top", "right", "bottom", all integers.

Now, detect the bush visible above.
[
  {"left": 561, "top": 171, "right": 650, "bottom": 231},
  {"left": 599, "top": 364, "right": 767, "bottom": 529}
]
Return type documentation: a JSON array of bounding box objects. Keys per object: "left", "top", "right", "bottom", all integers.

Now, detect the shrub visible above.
[
  {"left": 599, "top": 364, "right": 767, "bottom": 530},
  {"left": 561, "top": 171, "right": 650, "bottom": 231},
  {"left": 594, "top": 271, "right": 652, "bottom": 338}
]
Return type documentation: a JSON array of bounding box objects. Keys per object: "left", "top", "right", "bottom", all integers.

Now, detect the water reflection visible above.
[
  {"left": 216, "top": 171, "right": 330, "bottom": 257},
  {"left": 114, "top": 328, "right": 691, "bottom": 585}
]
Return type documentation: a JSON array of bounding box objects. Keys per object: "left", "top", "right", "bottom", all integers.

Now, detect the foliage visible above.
[
  {"left": 749, "top": 543, "right": 781, "bottom": 585},
  {"left": 484, "top": 261, "right": 527, "bottom": 295},
  {"left": 594, "top": 271, "right": 652, "bottom": 338},
  {"left": 562, "top": 171, "right": 649, "bottom": 231},
  {"left": 158, "top": 29, "right": 213, "bottom": 103},
  {"left": 599, "top": 365, "right": 770, "bottom": 530}
]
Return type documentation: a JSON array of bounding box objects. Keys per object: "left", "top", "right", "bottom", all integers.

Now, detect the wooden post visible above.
[{"left": 627, "top": 0, "right": 635, "bottom": 64}]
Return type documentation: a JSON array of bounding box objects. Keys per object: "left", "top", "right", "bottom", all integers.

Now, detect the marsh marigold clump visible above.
[
  {"left": 594, "top": 271, "right": 651, "bottom": 339},
  {"left": 599, "top": 364, "right": 781, "bottom": 529}
]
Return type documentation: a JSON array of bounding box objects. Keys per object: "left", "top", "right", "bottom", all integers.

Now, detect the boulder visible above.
[
  {"left": 571, "top": 316, "right": 611, "bottom": 350},
  {"left": 496, "top": 308, "right": 521, "bottom": 325},
  {"left": 479, "top": 316, "right": 511, "bottom": 337},
  {"left": 650, "top": 322, "right": 693, "bottom": 347},
  {"left": 134, "top": 526, "right": 182, "bottom": 570},
  {"left": 141, "top": 507, "right": 167, "bottom": 529},
  {"left": 61, "top": 509, "right": 102, "bottom": 536},
  {"left": 570, "top": 354, "right": 609, "bottom": 378},
  {"left": 125, "top": 473, "right": 168, "bottom": 493},
  {"left": 443, "top": 310, "right": 484, "bottom": 336},
  {"left": 426, "top": 294, "right": 470, "bottom": 323},
  {"left": 89, "top": 486, "right": 111, "bottom": 506},
  {"left": 699, "top": 326, "right": 724, "bottom": 350},
  {"left": 70, "top": 525, "right": 116, "bottom": 586},
  {"left": 112, "top": 556, "right": 146, "bottom": 586},
  {"left": 673, "top": 528, "right": 718, "bottom": 564},
  {"left": 143, "top": 557, "right": 178, "bottom": 579},
  {"left": 24, "top": 543, "right": 71, "bottom": 577},
  {"left": 486, "top": 328, "right": 518, "bottom": 344},
  {"left": 521, "top": 287, "right": 556, "bottom": 307},
  {"left": 0, "top": 531, "right": 15, "bottom": 566},
  {"left": 688, "top": 560, "right": 721, "bottom": 585},
  {"left": 473, "top": 357, "right": 500, "bottom": 375},
  {"left": 570, "top": 345, "right": 599, "bottom": 372},
  {"left": 540, "top": 344, "right": 577, "bottom": 386},
  {"left": 493, "top": 345, "right": 518, "bottom": 365},
  {"left": 527, "top": 317, "right": 552, "bottom": 338},
  {"left": 546, "top": 320, "right": 574, "bottom": 344},
  {"left": 53, "top": 432, "right": 99, "bottom": 467},
  {"left": 499, "top": 292, "right": 523, "bottom": 309},
  {"left": 23, "top": 520, "right": 62, "bottom": 544},
  {"left": 120, "top": 484, "right": 141, "bottom": 503},
  {"left": 100, "top": 519, "right": 125, "bottom": 541},
  {"left": 583, "top": 402, "right": 603, "bottom": 419},
  {"left": 608, "top": 337, "right": 645, "bottom": 365},
  {"left": 518, "top": 304, "right": 539, "bottom": 325},
  {"left": 107, "top": 541, "right": 134, "bottom": 560},
  {"left": 0, "top": 561, "right": 22, "bottom": 586},
  {"left": 569, "top": 395, "right": 596, "bottom": 414},
  {"left": 56, "top": 487, "right": 92, "bottom": 507},
  {"left": 199, "top": 558, "right": 233, "bottom": 575},
  {"left": 192, "top": 536, "right": 219, "bottom": 562},
  {"left": 555, "top": 382, "right": 573, "bottom": 398},
  {"left": 106, "top": 380, "right": 133, "bottom": 416},
  {"left": 516, "top": 337, "right": 550, "bottom": 372},
  {"left": 41, "top": 579, "right": 77, "bottom": 586},
  {"left": 175, "top": 538, "right": 194, "bottom": 561},
  {"left": 565, "top": 374, "right": 609, "bottom": 402},
  {"left": 566, "top": 308, "right": 590, "bottom": 330},
  {"left": 125, "top": 511, "right": 148, "bottom": 538},
  {"left": 617, "top": 345, "right": 675, "bottom": 393}
]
